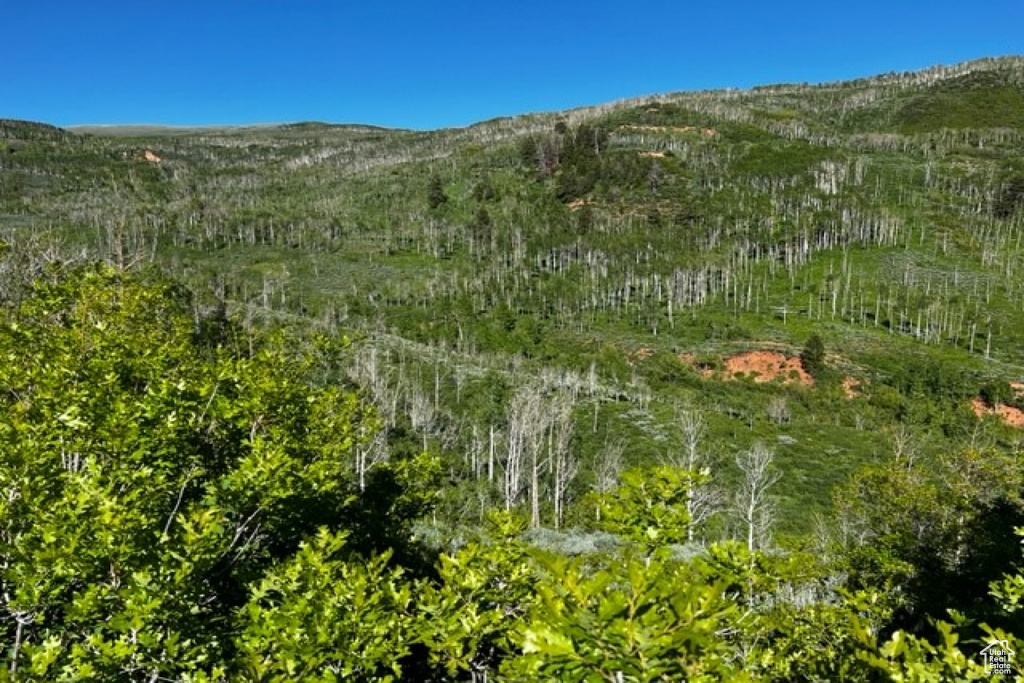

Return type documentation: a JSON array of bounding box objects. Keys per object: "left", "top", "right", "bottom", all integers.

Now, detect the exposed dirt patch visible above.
[
  {"left": 618, "top": 124, "right": 717, "bottom": 137},
  {"left": 142, "top": 150, "right": 161, "bottom": 163},
  {"left": 567, "top": 198, "right": 586, "bottom": 211},
  {"left": 639, "top": 151, "right": 667, "bottom": 158},
  {"left": 971, "top": 397, "right": 1024, "bottom": 428},
  {"left": 972, "top": 397, "right": 988, "bottom": 418},
  {"left": 842, "top": 376, "right": 864, "bottom": 399},
  {"left": 997, "top": 405, "right": 1024, "bottom": 428},
  {"left": 677, "top": 349, "right": 812, "bottom": 384},
  {"left": 628, "top": 347, "right": 654, "bottom": 363},
  {"left": 723, "top": 351, "right": 813, "bottom": 386}
]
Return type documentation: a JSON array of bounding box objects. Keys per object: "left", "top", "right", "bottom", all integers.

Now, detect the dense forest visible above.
[{"left": 2, "top": 56, "right": 1024, "bottom": 679}]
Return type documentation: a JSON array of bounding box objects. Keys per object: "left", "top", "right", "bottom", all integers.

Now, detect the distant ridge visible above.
[
  {"left": 0, "top": 119, "right": 69, "bottom": 141},
  {"left": 67, "top": 122, "right": 404, "bottom": 137},
  {"left": 12, "top": 55, "right": 1024, "bottom": 137}
]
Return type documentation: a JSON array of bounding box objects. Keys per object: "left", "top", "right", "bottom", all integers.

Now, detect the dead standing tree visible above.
[
  {"left": 734, "top": 442, "right": 781, "bottom": 552},
  {"left": 504, "top": 385, "right": 538, "bottom": 514},
  {"left": 668, "top": 406, "right": 722, "bottom": 544},
  {"left": 503, "top": 381, "right": 578, "bottom": 527},
  {"left": 549, "top": 390, "right": 578, "bottom": 529},
  {"left": 591, "top": 439, "right": 624, "bottom": 523}
]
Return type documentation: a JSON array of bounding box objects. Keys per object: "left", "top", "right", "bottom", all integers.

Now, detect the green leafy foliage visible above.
[
  {"left": 507, "top": 553, "right": 747, "bottom": 682},
  {"left": 427, "top": 174, "right": 448, "bottom": 209},
  {"left": 799, "top": 333, "right": 826, "bottom": 377},
  {"left": 417, "top": 512, "right": 539, "bottom": 679},
  {"left": 836, "top": 448, "right": 1024, "bottom": 633},
  {"left": 595, "top": 465, "right": 699, "bottom": 553},
  {"left": 234, "top": 530, "right": 417, "bottom": 682},
  {"left": 0, "top": 267, "right": 414, "bottom": 680}
]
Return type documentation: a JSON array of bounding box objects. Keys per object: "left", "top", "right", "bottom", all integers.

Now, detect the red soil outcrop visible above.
[
  {"left": 971, "top": 398, "right": 1024, "bottom": 428},
  {"left": 722, "top": 351, "right": 814, "bottom": 385}
]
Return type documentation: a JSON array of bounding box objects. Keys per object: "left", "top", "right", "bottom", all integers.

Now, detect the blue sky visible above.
[{"left": 5, "top": 1, "right": 1022, "bottom": 129}]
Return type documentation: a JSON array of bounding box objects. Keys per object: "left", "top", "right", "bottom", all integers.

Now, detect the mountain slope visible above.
[{"left": 2, "top": 56, "right": 1024, "bottom": 531}]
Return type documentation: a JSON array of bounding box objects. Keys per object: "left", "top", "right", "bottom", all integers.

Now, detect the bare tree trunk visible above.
[
  {"left": 549, "top": 392, "right": 577, "bottom": 529},
  {"left": 669, "top": 406, "right": 720, "bottom": 543},
  {"left": 734, "top": 442, "right": 780, "bottom": 552},
  {"left": 488, "top": 424, "right": 495, "bottom": 482},
  {"left": 530, "top": 444, "right": 541, "bottom": 528},
  {"left": 505, "top": 386, "right": 543, "bottom": 511},
  {"left": 592, "top": 440, "right": 624, "bottom": 523}
]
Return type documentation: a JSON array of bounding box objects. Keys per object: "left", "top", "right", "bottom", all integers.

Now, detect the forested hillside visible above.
[{"left": 2, "top": 57, "right": 1024, "bottom": 679}]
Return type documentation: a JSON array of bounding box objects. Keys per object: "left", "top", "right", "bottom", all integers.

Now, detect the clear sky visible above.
[{"left": 5, "top": 1, "right": 1022, "bottom": 130}]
